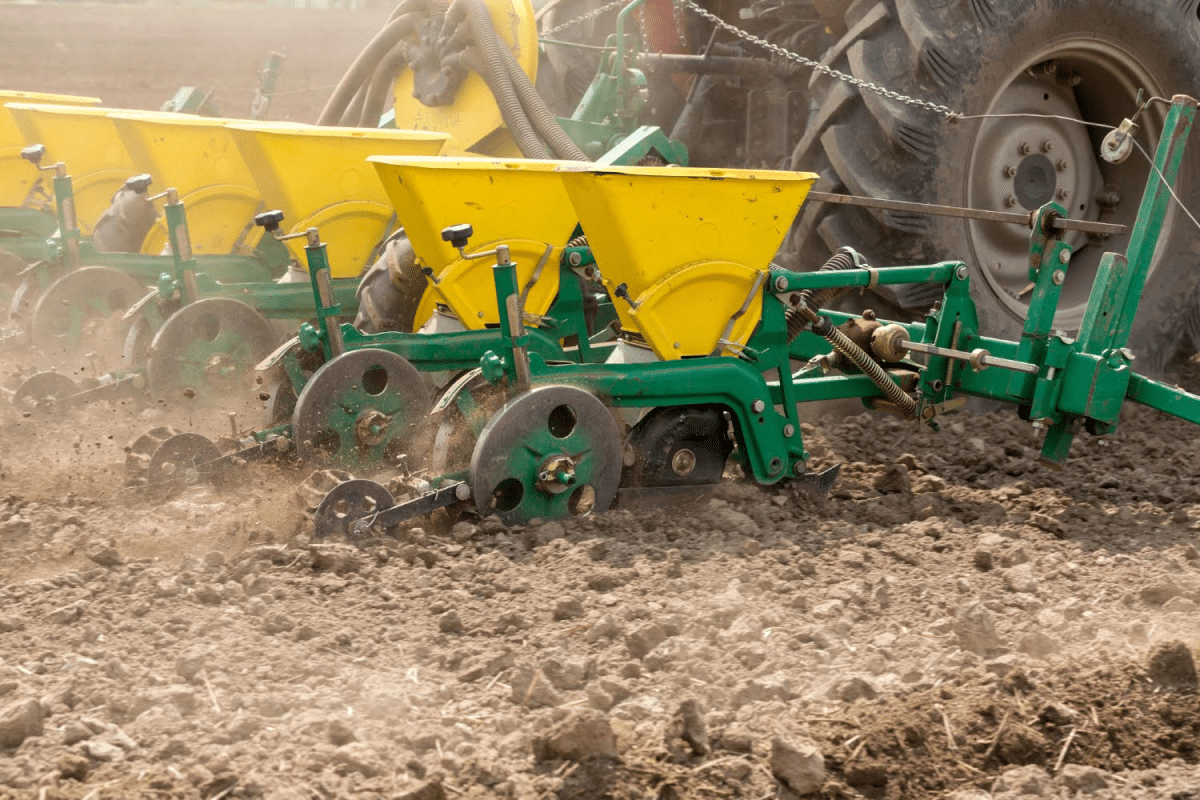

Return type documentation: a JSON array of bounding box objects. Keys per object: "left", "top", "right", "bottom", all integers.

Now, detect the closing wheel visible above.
[
  {"left": 12, "top": 371, "right": 78, "bottom": 414},
  {"left": 145, "top": 433, "right": 223, "bottom": 495},
  {"left": 469, "top": 385, "right": 623, "bottom": 525},
  {"left": 291, "top": 348, "right": 432, "bottom": 470},
  {"left": 789, "top": 0, "right": 1200, "bottom": 375},
  {"left": 313, "top": 479, "right": 397, "bottom": 541},
  {"left": 125, "top": 426, "right": 181, "bottom": 486},
  {"left": 29, "top": 266, "right": 146, "bottom": 360},
  {"left": 145, "top": 298, "right": 277, "bottom": 405}
]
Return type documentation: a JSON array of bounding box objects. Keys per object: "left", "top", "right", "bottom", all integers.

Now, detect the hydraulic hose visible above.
[
  {"left": 498, "top": 40, "right": 588, "bottom": 160},
  {"left": 359, "top": 39, "right": 413, "bottom": 127},
  {"left": 466, "top": 0, "right": 549, "bottom": 158},
  {"left": 318, "top": 13, "right": 420, "bottom": 125},
  {"left": 339, "top": 82, "right": 369, "bottom": 126}
]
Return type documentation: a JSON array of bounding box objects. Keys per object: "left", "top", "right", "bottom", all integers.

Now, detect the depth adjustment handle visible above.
[
  {"left": 441, "top": 224, "right": 473, "bottom": 249},
  {"left": 254, "top": 210, "right": 286, "bottom": 233},
  {"left": 20, "top": 144, "right": 45, "bottom": 166},
  {"left": 124, "top": 174, "right": 153, "bottom": 195}
]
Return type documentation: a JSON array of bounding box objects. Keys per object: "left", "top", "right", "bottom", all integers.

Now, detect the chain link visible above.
[
  {"left": 542, "top": 0, "right": 629, "bottom": 38},
  {"left": 677, "top": 0, "right": 959, "bottom": 119}
]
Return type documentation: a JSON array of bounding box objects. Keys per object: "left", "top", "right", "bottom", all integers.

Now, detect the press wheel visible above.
[
  {"left": 313, "top": 479, "right": 397, "bottom": 541},
  {"left": 12, "top": 371, "right": 78, "bottom": 414},
  {"left": 145, "top": 298, "right": 277, "bottom": 405},
  {"left": 29, "top": 266, "right": 145, "bottom": 361},
  {"left": 470, "top": 385, "right": 622, "bottom": 525},
  {"left": 291, "top": 348, "right": 432, "bottom": 470}
]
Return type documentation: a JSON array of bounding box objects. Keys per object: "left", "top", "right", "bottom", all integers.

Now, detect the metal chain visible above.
[
  {"left": 677, "top": 0, "right": 959, "bottom": 119},
  {"left": 542, "top": 0, "right": 629, "bottom": 38}
]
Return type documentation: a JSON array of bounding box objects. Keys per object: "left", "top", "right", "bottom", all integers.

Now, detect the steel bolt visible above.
[
  {"left": 783, "top": 423, "right": 795, "bottom": 438},
  {"left": 793, "top": 461, "right": 806, "bottom": 476},
  {"left": 955, "top": 265, "right": 969, "bottom": 280},
  {"left": 774, "top": 275, "right": 788, "bottom": 292},
  {"left": 1004, "top": 194, "right": 1018, "bottom": 207},
  {"left": 1052, "top": 269, "right": 1066, "bottom": 285},
  {"left": 567, "top": 251, "right": 582, "bottom": 266},
  {"left": 1041, "top": 140, "right": 1053, "bottom": 153},
  {"left": 1056, "top": 159, "right": 1069, "bottom": 172},
  {"left": 1018, "top": 141, "right": 1031, "bottom": 155},
  {"left": 1058, "top": 248, "right": 1070, "bottom": 264},
  {"left": 751, "top": 399, "right": 766, "bottom": 414},
  {"left": 1003, "top": 165, "right": 1017, "bottom": 178},
  {"left": 1056, "top": 188, "right": 1069, "bottom": 201}
]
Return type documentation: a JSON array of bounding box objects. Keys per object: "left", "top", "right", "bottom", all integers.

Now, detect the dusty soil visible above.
[
  {"left": 4, "top": 4, "right": 1200, "bottom": 800},
  {"left": 0, "top": 3, "right": 391, "bottom": 122}
]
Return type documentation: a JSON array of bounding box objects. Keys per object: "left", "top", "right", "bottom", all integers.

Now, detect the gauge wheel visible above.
[
  {"left": 29, "top": 266, "right": 146, "bottom": 361},
  {"left": 470, "top": 385, "right": 623, "bottom": 525},
  {"left": 144, "top": 298, "right": 278, "bottom": 406},
  {"left": 291, "top": 348, "right": 432, "bottom": 470}
]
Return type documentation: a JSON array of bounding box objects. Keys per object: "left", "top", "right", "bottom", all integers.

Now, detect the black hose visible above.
[
  {"left": 466, "top": 0, "right": 548, "bottom": 158},
  {"left": 359, "top": 40, "right": 413, "bottom": 127},
  {"left": 499, "top": 40, "right": 588, "bottom": 161},
  {"left": 317, "top": 13, "right": 420, "bottom": 126},
  {"left": 339, "top": 82, "right": 369, "bottom": 127}
]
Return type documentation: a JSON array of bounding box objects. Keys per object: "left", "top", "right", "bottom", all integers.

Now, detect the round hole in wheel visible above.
[
  {"left": 547, "top": 404, "right": 577, "bottom": 438},
  {"left": 333, "top": 499, "right": 350, "bottom": 518},
  {"left": 568, "top": 485, "right": 596, "bottom": 517},
  {"left": 198, "top": 313, "right": 221, "bottom": 342},
  {"left": 492, "top": 478, "right": 524, "bottom": 513},
  {"left": 361, "top": 366, "right": 388, "bottom": 396}
]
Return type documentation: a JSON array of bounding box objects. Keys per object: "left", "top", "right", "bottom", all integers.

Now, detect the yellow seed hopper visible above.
[
  {"left": 555, "top": 164, "right": 817, "bottom": 360},
  {"left": 3, "top": 103, "right": 181, "bottom": 236},
  {"left": 107, "top": 113, "right": 265, "bottom": 256},
  {"left": 0, "top": 91, "right": 100, "bottom": 208},
  {"left": 369, "top": 155, "right": 578, "bottom": 329},
  {"left": 225, "top": 123, "right": 448, "bottom": 278}
]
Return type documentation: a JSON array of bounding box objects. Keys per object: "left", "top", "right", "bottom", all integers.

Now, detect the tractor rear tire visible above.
[{"left": 789, "top": 0, "right": 1200, "bottom": 376}]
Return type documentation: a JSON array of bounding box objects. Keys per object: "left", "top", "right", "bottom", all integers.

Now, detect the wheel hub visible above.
[
  {"left": 355, "top": 408, "right": 393, "bottom": 447},
  {"left": 965, "top": 39, "right": 1167, "bottom": 332},
  {"left": 537, "top": 454, "right": 578, "bottom": 494}
]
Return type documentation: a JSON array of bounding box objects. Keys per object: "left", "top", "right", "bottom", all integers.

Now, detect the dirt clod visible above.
[
  {"left": 1148, "top": 640, "right": 1199, "bottom": 690},
  {"left": 770, "top": 734, "right": 826, "bottom": 795},
  {"left": 532, "top": 709, "right": 618, "bottom": 761}
]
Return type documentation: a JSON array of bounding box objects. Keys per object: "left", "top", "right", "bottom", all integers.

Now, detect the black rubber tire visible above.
[
  {"left": 789, "top": 0, "right": 1200, "bottom": 376},
  {"left": 352, "top": 232, "right": 426, "bottom": 334}
]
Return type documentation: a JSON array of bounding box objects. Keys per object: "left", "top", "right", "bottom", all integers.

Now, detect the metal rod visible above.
[
  {"left": 807, "top": 191, "right": 1128, "bottom": 237},
  {"left": 902, "top": 340, "right": 1039, "bottom": 375},
  {"left": 633, "top": 53, "right": 790, "bottom": 77}
]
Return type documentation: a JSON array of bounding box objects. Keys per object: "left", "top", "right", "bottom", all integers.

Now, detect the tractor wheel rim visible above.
[{"left": 966, "top": 37, "right": 1167, "bottom": 330}]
